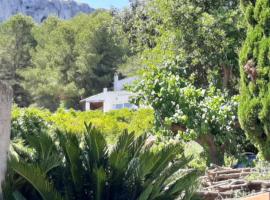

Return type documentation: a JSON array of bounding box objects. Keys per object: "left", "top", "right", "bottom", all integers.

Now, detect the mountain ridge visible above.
[{"left": 0, "top": 0, "right": 94, "bottom": 23}]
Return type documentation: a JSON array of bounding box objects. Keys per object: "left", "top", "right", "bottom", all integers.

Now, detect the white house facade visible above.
[{"left": 80, "top": 74, "right": 138, "bottom": 112}]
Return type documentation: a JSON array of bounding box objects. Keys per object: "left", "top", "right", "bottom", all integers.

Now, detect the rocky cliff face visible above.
[{"left": 0, "top": 0, "right": 94, "bottom": 23}]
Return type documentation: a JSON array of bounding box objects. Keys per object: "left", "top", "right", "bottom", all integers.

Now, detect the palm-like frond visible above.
[
  {"left": 107, "top": 130, "right": 198, "bottom": 200},
  {"left": 92, "top": 166, "right": 107, "bottom": 200},
  {"left": 56, "top": 130, "right": 84, "bottom": 199},
  {"left": 109, "top": 130, "right": 135, "bottom": 175},
  {"left": 12, "top": 190, "right": 27, "bottom": 200},
  {"left": 4, "top": 124, "right": 198, "bottom": 200},
  {"left": 146, "top": 144, "right": 183, "bottom": 183},
  {"left": 17, "top": 131, "right": 61, "bottom": 174},
  {"left": 9, "top": 157, "right": 63, "bottom": 200},
  {"left": 162, "top": 170, "right": 198, "bottom": 200},
  {"left": 84, "top": 123, "right": 108, "bottom": 168},
  {"left": 111, "top": 130, "right": 135, "bottom": 154},
  {"left": 10, "top": 139, "right": 34, "bottom": 161},
  {"left": 124, "top": 140, "right": 198, "bottom": 200},
  {"left": 129, "top": 133, "right": 148, "bottom": 157}
]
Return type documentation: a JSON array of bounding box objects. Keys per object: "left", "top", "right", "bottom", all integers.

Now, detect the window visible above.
[
  {"left": 124, "top": 103, "right": 132, "bottom": 108},
  {"left": 115, "top": 104, "right": 123, "bottom": 109},
  {"left": 113, "top": 103, "right": 133, "bottom": 110}
]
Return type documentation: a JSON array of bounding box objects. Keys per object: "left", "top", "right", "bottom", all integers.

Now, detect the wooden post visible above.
[{"left": 0, "top": 82, "right": 13, "bottom": 199}]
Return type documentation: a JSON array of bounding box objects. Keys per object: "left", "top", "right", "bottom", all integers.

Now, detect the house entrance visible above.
[{"left": 90, "top": 102, "right": 104, "bottom": 110}]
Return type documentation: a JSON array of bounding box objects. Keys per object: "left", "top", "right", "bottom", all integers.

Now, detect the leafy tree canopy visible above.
[{"left": 120, "top": 0, "right": 251, "bottom": 164}]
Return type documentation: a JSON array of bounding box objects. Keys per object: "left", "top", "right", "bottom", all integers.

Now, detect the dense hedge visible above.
[
  {"left": 11, "top": 106, "right": 154, "bottom": 143},
  {"left": 239, "top": 0, "right": 270, "bottom": 160}
]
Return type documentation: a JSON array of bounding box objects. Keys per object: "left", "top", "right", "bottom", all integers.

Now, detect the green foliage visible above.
[
  {"left": 4, "top": 124, "right": 198, "bottom": 200},
  {"left": 119, "top": 0, "right": 253, "bottom": 165},
  {"left": 0, "top": 0, "right": 259, "bottom": 171},
  {"left": 8, "top": 157, "right": 63, "bottom": 200},
  {"left": 0, "top": 11, "right": 130, "bottom": 110},
  {"left": 245, "top": 161, "right": 270, "bottom": 181},
  {"left": 19, "top": 12, "right": 129, "bottom": 110},
  {"left": 116, "top": 0, "right": 159, "bottom": 53},
  {"left": 11, "top": 106, "right": 51, "bottom": 138},
  {"left": 11, "top": 106, "right": 154, "bottom": 144},
  {"left": 0, "top": 14, "right": 36, "bottom": 106},
  {"left": 20, "top": 15, "right": 81, "bottom": 110},
  {"left": 184, "top": 142, "right": 207, "bottom": 171},
  {"left": 73, "top": 13, "right": 129, "bottom": 98},
  {"left": 133, "top": 62, "right": 245, "bottom": 164},
  {"left": 119, "top": 0, "right": 245, "bottom": 92},
  {"left": 239, "top": 0, "right": 270, "bottom": 160}
]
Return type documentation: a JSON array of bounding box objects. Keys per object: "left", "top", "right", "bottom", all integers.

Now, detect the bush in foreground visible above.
[{"left": 4, "top": 124, "right": 198, "bottom": 200}]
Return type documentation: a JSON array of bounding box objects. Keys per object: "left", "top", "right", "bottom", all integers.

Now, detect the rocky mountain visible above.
[{"left": 0, "top": 0, "right": 94, "bottom": 23}]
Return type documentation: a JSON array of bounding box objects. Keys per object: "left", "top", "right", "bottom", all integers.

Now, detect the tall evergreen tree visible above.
[
  {"left": 75, "top": 12, "right": 128, "bottom": 98},
  {"left": 21, "top": 12, "right": 128, "bottom": 110},
  {"left": 21, "top": 16, "right": 81, "bottom": 110},
  {"left": 239, "top": 0, "right": 270, "bottom": 160},
  {"left": 0, "top": 15, "right": 36, "bottom": 107}
]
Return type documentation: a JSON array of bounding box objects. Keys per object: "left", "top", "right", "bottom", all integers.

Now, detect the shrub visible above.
[
  {"left": 4, "top": 125, "right": 198, "bottom": 200},
  {"left": 11, "top": 106, "right": 154, "bottom": 143},
  {"left": 239, "top": 0, "right": 270, "bottom": 160},
  {"left": 133, "top": 64, "right": 247, "bottom": 165},
  {"left": 11, "top": 106, "right": 51, "bottom": 139}
]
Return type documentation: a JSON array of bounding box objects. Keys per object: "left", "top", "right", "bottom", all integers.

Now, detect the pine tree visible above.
[
  {"left": 0, "top": 14, "right": 36, "bottom": 107},
  {"left": 239, "top": 0, "right": 270, "bottom": 160}
]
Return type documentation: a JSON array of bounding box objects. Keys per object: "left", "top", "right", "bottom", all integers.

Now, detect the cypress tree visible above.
[{"left": 239, "top": 0, "right": 270, "bottom": 159}]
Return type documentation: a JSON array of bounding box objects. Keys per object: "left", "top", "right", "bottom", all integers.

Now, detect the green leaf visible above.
[{"left": 10, "top": 157, "right": 62, "bottom": 200}]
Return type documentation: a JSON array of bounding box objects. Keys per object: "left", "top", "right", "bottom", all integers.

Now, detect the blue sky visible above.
[{"left": 78, "top": 0, "right": 130, "bottom": 9}]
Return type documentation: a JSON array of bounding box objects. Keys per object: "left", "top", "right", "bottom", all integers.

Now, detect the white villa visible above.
[{"left": 80, "top": 74, "right": 138, "bottom": 112}]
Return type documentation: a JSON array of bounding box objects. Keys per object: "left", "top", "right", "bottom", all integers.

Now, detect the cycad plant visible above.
[{"left": 3, "top": 124, "right": 198, "bottom": 200}]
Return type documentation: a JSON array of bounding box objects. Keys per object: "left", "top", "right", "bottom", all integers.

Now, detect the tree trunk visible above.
[
  {"left": 222, "top": 65, "right": 231, "bottom": 89},
  {"left": 0, "top": 82, "right": 13, "bottom": 199},
  {"left": 196, "top": 134, "right": 223, "bottom": 165},
  {"left": 170, "top": 124, "right": 224, "bottom": 165}
]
